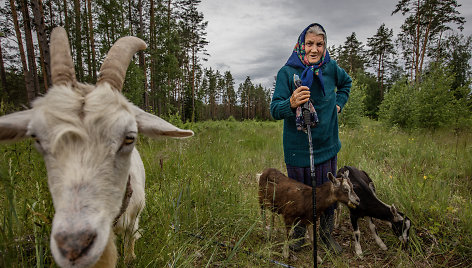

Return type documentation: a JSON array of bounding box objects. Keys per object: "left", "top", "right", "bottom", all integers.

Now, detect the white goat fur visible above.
[{"left": 0, "top": 27, "right": 193, "bottom": 268}]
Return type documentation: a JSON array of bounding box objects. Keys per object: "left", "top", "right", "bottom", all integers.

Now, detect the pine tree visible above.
[
  {"left": 177, "top": 0, "right": 208, "bottom": 122},
  {"left": 87, "top": 0, "right": 97, "bottom": 82},
  {"left": 366, "top": 23, "right": 395, "bottom": 99},
  {"left": 338, "top": 32, "right": 366, "bottom": 76},
  {"left": 10, "top": 0, "right": 35, "bottom": 104},
  {"left": 392, "top": 0, "right": 465, "bottom": 82},
  {"left": 0, "top": 33, "right": 8, "bottom": 99},
  {"left": 223, "top": 71, "right": 236, "bottom": 118},
  {"left": 31, "top": 0, "right": 51, "bottom": 91}
]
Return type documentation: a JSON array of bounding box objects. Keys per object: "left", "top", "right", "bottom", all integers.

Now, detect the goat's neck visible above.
[
  {"left": 374, "top": 202, "right": 397, "bottom": 222},
  {"left": 315, "top": 182, "right": 336, "bottom": 215}
]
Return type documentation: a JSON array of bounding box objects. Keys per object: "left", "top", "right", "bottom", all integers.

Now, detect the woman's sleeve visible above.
[
  {"left": 335, "top": 64, "right": 352, "bottom": 112},
  {"left": 270, "top": 68, "right": 295, "bottom": 120}
]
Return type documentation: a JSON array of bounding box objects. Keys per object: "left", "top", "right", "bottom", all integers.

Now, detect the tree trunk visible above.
[
  {"left": 137, "top": 0, "right": 148, "bottom": 109},
  {"left": 73, "top": 0, "right": 83, "bottom": 81},
  {"left": 414, "top": 0, "right": 421, "bottom": 82},
  {"left": 31, "top": 0, "right": 51, "bottom": 91},
  {"left": 87, "top": 0, "right": 97, "bottom": 82},
  {"left": 380, "top": 53, "right": 384, "bottom": 100},
  {"left": 83, "top": 2, "right": 91, "bottom": 82},
  {"left": 166, "top": 0, "right": 172, "bottom": 116},
  {"left": 14, "top": 0, "right": 36, "bottom": 104},
  {"left": 48, "top": 0, "right": 53, "bottom": 26},
  {"left": 0, "top": 38, "right": 9, "bottom": 98},
  {"left": 128, "top": 0, "right": 133, "bottom": 35},
  {"left": 63, "top": 0, "right": 69, "bottom": 32},
  {"left": 22, "top": 0, "right": 41, "bottom": 96},
  {"left": 149, "top": 0, "right": 156, "bottom": 112},
  {"left": 419, "top": 18, "right": 433, "bottom": 79},
  {"left": 191, "top": 46, "right": 196, "bottom": 122}
]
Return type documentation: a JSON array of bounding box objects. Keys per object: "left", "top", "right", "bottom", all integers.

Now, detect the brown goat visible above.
[{"left": 257, "top": 168, "right": 360, "bottom": 260}]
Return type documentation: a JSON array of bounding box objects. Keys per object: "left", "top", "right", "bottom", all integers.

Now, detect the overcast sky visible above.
[{"left": 198, "top": 0, "right": 472, "bottom": 90}]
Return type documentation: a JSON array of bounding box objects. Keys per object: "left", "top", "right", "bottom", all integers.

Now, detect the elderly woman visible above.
[{"left": 270, "top": 23, "right": 352, "bottom": 253}]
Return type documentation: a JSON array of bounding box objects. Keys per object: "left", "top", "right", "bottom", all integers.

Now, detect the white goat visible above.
[{"left": 0, "top": 27, "right": 193, "bottom": 268}]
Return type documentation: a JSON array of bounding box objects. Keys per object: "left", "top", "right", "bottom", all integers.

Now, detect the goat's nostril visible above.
[{"left": 54, "top": 230, "right": 97, "bottom": 261}]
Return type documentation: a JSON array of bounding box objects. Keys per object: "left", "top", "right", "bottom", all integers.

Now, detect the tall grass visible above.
[{"left": 0, "top": 119, "right": 471, "bottom": 267}]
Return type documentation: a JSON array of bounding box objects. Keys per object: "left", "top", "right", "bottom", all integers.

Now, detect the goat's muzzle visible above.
[
  {"left": 348, "top": 197, "right": 360, "bottom": 208},
  {"left": 54, "top": 230, "right": 97, "bottom": 262}
]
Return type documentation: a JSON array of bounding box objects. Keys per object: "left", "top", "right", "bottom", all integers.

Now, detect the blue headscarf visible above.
[{"left": 285, "top": 23, "right": 331, "bottom": 96}]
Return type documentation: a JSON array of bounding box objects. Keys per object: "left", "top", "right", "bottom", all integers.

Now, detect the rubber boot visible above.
[
  {"left": 289, "top": 224, "right": 306, "bottom": 252},
  {"left": 320, "top": 213, "right": 342, "bottom": 254}
]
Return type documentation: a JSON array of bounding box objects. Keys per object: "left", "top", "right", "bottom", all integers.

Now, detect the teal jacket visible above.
[{"left": 270, "top": 60, "right": 351, "bottom": 167}]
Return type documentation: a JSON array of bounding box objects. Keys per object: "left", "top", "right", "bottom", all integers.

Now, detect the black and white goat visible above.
[{"left": 336, "top": 166, "right": 411, "bottom": 257}]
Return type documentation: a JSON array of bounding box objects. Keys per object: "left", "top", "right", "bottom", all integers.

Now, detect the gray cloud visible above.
[{"left": 199, "top": 0, "right": 472, "bottom": 90}]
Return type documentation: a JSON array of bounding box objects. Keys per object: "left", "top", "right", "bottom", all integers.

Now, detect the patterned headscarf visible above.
[{"left": 285, "top": 23, "right": 331, "bottom": 96}]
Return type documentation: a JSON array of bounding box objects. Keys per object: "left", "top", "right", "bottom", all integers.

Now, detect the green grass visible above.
[{"left": 1, "top": 118, "right": 471, "bottom": 267}]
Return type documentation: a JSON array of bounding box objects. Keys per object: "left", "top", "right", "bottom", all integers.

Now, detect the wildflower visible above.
[{"left": 447, "top": 206, "right": 458, "bottom": 213}]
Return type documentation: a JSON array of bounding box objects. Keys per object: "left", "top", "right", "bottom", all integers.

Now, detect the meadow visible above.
[{"left": 1, "top": 118, "right": 471, "bottom": 267}]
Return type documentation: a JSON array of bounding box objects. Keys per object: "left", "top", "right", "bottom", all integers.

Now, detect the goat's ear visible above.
[
  {"left": 133, "top": 106, "right": 194, "bottom": 138},
  {"left": 0, "top": 110, "right": 33, "bottom": 142},
  {"left": 327, "top": 172, "right": 338, "bottom": 185},
  {"left": 343, "top": 169, "right": 349, "bottom": 178}
]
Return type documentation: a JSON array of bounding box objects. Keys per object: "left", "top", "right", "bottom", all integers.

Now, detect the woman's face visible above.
[{"left": 304, "top": 33, "right": 325, "bottom": 64}]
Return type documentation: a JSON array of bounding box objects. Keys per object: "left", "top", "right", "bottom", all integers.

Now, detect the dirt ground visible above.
[{"left": 261, "top": 213, "right": 447, "bottom": 268}]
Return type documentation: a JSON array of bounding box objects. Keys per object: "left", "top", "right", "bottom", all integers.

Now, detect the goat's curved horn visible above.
[
  {"left": 50, "top": 27, "right": 76, "bottom": 86},
  {"left": 97, "top": 37, "right": 147, "bottom": 91}
]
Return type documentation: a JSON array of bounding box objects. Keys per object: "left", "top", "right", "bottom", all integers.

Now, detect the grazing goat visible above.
[
  {"left": 257, "top": 168, "right": 360, "bottom": 260},
  {"left": 336, "top": 166, "right": 411, "bottom": 257},
  {"left": 0, "top": 27, "right": 194, "bottom": 268}
]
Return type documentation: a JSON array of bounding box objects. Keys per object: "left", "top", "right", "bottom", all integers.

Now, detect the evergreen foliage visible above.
[
  {"left": 379, "top": 63, "right": 470, "bottom": 130},
  {"left": 0, "top": 0, "right": 272, "bottom": 122},
  {"left": 339, "top": 79, "right": 366, "bottom": 128},
  {"left": 0, "top": 0, "right": 469, "bottom": 128}
]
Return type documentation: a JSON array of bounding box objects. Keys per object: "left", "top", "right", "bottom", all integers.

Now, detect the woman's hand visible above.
[
  {"left": 290, "top": 86, "right": 310, "bottom": 108},
  {"left": 336, "top": 105, "right": 341, "bottom": 113}
]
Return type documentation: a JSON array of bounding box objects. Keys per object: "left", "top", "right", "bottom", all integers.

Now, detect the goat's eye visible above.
[
  {"left": 31, "top": 134, "right": 40, "bottom": 144},
  {"left": 123, "top": 136, "right": 136, "bottom": 145},
  {"left": 123, "top": 136, "right": 135, "bottom": 145},
  {"left": 117, "top": 133, "right": 137, "bottom": 153}
]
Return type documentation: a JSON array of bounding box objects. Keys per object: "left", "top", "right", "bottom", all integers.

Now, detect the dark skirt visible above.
[{"left": 286, "top": 155, "right": 338, "bottom": 215}]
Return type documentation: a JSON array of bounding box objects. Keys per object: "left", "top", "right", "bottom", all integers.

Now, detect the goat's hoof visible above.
[
  {"left": 289, "top": 254, "right": 299, "bottom": 261},
  {"left": 124, "top": 253, "right": 136, "bottom": 263},
  {"left": 282, "top": 248, "right": 289, "bottom": 259}
]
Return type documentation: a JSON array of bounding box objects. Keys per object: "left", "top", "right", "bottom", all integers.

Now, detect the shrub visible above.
[
  {"left": 339, "top": 79, "right": 366, "bottom": 128},
  {"left": 378, "top": 78, "right": 417, "bottom": 129},
  {"left": 413, "top": 63, "right": 456, "bottom": 129},
  {"left": 379, "top": 63, "right": 471, "bottom": 130}
]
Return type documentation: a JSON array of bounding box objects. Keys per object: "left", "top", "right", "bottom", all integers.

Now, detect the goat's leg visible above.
[
  {"left": 282, "top": 223, "right": 293, "bottom": 259},
  {"left": 334, "top": 202, "right": 342, "bottom": 229},
  {"left": 305, "top": 224, "right": 322, "bottom": 263},
  {"left": 306, "top": 223, "right": 314, "bottom": 245},
  {"left": 269, "top": 211, "right": 275, "bottom": 239},
  {"left": 120, "top": 205, "right": 143, "bottom": 263},
  {"left": 367, "top": 217, "right": 387, "bottom": 250},
  {"left": 123, "top": 229, "right": 138, "bottom": 263},
  {"left": 260, "top": 206, "right": 268, "bottom": 237},
  {"left": 350, "top": 215, "right": 363, "bottom": 257}
]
